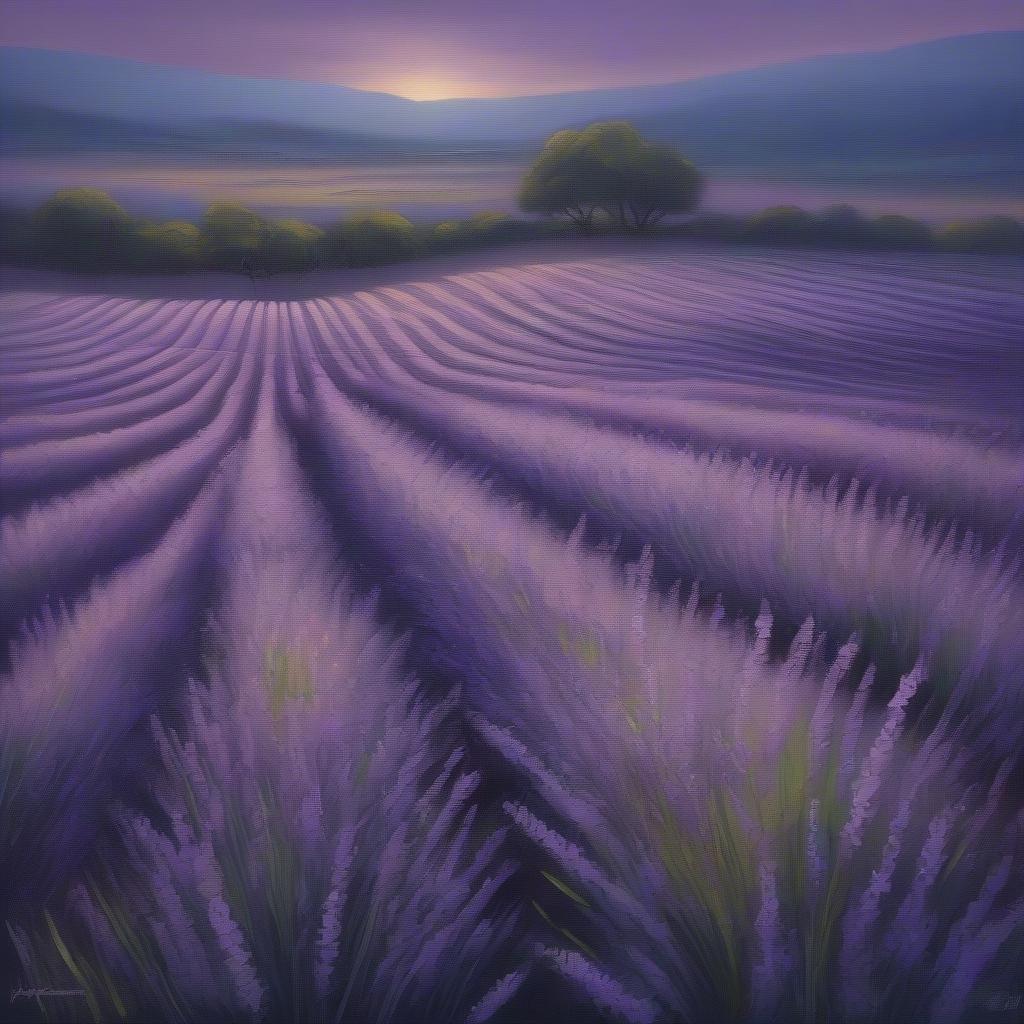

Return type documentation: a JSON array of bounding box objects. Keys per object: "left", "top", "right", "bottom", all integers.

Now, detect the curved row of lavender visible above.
[{"left": 0, "top": 248, "right": 1022, "bottom": 1023}]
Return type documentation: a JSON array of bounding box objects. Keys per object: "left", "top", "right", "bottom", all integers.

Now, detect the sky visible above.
[{"left": 3, "top": 0, "right": 1023, "bottom": 100}]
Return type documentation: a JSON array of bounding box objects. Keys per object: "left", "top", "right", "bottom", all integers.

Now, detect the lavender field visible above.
[{"left": 1, "top": 247, "right": 1023, "bottom": 1023}]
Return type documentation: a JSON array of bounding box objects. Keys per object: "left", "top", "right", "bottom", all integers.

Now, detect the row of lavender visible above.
[
  {"left": 1, "top": 301, "right": 526, "bottom": 1022},
  {"left": 2, "top": 249, "right": 1023, "bottom": 1022},
  {"left": 286, "top": 290, "right": 1024, "bottom": 1022}
]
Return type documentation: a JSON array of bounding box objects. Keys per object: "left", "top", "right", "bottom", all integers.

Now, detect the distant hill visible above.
[{"left": 2, "top": 32, "right": 1022, "bottom": 184}]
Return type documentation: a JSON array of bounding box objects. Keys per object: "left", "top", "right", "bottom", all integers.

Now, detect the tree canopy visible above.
[
  {"left": 518, "top": 121, "right": 703, "bottom": 232},
  {"left": 201, "top": 202, "right": 266, "bottom": 265},
  {"left": 33, "top": 188, "right": 135, "bottom": 267}
]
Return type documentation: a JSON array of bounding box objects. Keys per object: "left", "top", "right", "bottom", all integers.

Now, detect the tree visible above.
[{"left": 518, "top": 121, "right": 702, "bottom": 233}]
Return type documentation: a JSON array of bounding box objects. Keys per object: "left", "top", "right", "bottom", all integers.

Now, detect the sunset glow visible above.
[
  {"left": 5, "top": 0, "right": 1022, "bottom": 96},
  {"left": 371, "top": 76, "right": 470, "bottom": 101}
]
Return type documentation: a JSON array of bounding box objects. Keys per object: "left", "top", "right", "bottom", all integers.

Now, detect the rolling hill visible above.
[{"left": 1, "top": 32, "right": 1021, "bottom": 182}]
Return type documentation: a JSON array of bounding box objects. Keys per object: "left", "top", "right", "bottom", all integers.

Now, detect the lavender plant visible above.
[
  {"left": 348, "top": 276, "right": 1024, "bottom": 530},
  {"left": 0, "top": 340, "right": 258, "bottom": 633},
  {"left": 293, "top": 363, "right": 1023, "bottom": 1022},
  {"left": 8, "top": 367, "right": 521, "bottom": 1023},
  {"left": 0, "top": 468, "right": 229, "bottom": 908},
  {"left": 311, "top": 330, "right": 1024, "bottom": 724},
  {"left": 0, "top": 302, "right": 256, "bottom": 503},
  {"left": 2, "top": 251, "right": 1021, "bottom": 1024}
]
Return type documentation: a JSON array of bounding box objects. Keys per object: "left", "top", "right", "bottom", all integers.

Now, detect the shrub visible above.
[
  {"left": 937, "top": 215, "right": 1024, "bottom": 253},
  {"left": 464, "top": 211, "right": 516, "bottom": 239},
  {"left": 201, "top": 202, "right": 266, "bottom": 270},
  {"left": 869, "top": 214, "right": 933, "bottom": 249},
  {"left": 32, "top": 188, "right": 136, "bottom": 269},
  {"left": 743, "top": 205, "right": 818, "bottom": 244},
  {"left": 323, "top": 211, "right": 422, "bottom": 266},
  {"left": 260, "top": 218, "right": 324, "bottom": 273},
  {"left": 136, "top": 220, "right": 205, "bottom": 272},
  {"left": 431, "top": 220, "right": 463, "bottom": 247},
  {"left": 815, "top": 204, "right": 873, "bottom": 246}
]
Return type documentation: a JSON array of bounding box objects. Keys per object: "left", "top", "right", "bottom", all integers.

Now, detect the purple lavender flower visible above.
[{"left": 542, "top": 947, "right": 657, "bottom": 1024}]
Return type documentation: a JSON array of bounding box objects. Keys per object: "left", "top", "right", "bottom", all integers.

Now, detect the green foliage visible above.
[
  {"left": 260, "top": 218, "right": 324, "bottom": 273},
  {"left": 869, "top": 214, "right": 933, "bottom": 249},
  {"left": 937, "top": 215, "right": 1024, "bottom": 253},
  {"left": 6, "top": 188, "right": 1022, "bottom": 274},
  {"left": 201, "top": 201, "right": 267, "bottom": 268},
  {"left": 464, "top": 211, "right": 516, "bottom": 239},
  {"left": 737, "top": 206, "right": 938, "bottom": 250},
  {"left": 743, "top": 205, "right": 819, "bottom": 244},
  {"left": 519, "top": 121, "right": 703, "bottom": 232},
  {"left": 136, "top": 220, "right": 204, "bottom": 272},
  {"left": 431, "top": 220, "right": 462, "bottom": 245},
  {"left": 32, "top": 188, "right": 136, "bottom": 269},
  {"left": 262, "top": 642, "right": 314, "bottom": 727},
  {"left": 815, "top": 204, "right": 873, "bottom": 246},
  {"left": 323, "top": 210, "right": 422, "bottom": 266},
  {"left": 427, "top": 211, "right": 527, "bottom": 250}
]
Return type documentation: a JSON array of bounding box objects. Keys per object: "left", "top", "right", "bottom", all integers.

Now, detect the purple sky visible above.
[{"left": 3, "top": 0, "right": 1023, "bottom": 99}]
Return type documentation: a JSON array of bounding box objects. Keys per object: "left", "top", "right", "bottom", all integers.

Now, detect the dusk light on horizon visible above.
[{"left": 3, "top": 0, "right": 1024, "bottom": 97}]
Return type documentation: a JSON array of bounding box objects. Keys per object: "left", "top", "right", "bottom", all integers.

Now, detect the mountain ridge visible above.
[{"left": 1, "top": 32, "right": 1021, "bottom": 184}]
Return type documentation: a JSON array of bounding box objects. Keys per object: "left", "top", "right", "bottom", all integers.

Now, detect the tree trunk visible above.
[
  {"left": 565, "top": 206, "right": 594, "bottom": 235},
  {"left": 636, "top": 206, "right": 662, "bottom": 232}
]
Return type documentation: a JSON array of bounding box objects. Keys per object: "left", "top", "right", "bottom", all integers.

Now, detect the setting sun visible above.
[
  {"left": 384, "top": 76, "right": 467, "bottom": 100},
  {"left": 348, "top": 67, "right": 528, "bottom": 100}
]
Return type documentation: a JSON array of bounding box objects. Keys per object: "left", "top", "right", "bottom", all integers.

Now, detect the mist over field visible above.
[
  {"left": 2, "top": 32, "right": 1022, "bottom": 224},
  {"left": 3, "top": 154, "right": 1022, "bottom": 226}
]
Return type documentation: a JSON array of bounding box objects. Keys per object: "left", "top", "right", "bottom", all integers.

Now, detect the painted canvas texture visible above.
[{"left": 1, "top": 3, "right": 1023, "bottom": 1022}]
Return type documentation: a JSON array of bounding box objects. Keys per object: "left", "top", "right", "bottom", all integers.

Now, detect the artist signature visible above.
[{"left": 10, "top": 986, "right": 86, "bottom": 1005}]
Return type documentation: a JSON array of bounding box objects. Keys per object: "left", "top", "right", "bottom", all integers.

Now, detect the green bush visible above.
[
  {"left": 464, "top": 211, "right": 515, "bottom": 239},
  {"left": 430, "top": 220, "right": 463, "bottom": 249},
  {"left": 815, "top": 204, "right": 873, "bottom": 246},
  {"left": 742, "top": 205, "right": 818, "bottom": 244},
  {"left": 7, "top": 189, "right": 1022, "bottom": 274},
  {"left": 323, "top": 210, "right": 422, "bottom": 266},
  {"left": 136, "top": 220, "right": 205, "bottom": 272},
  {"left": 868, "top": 214, "right": 933, "bottom": 249},
  {"left": 201, "top": 202, "right": 266, "bottom": 269},
  {"left": 937, "top": 215, "right": 1024, "bottom": 253},
  {"left": 32, "top": 188, "right": 136, "bottom": 269},
  {"left": 260, "top": 219, "right": 324, "bottom": 273}
]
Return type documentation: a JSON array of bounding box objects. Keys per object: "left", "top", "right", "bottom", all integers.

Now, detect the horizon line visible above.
[{"left": 1, "top": 28, "right": 1019, "bottom": 103}]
